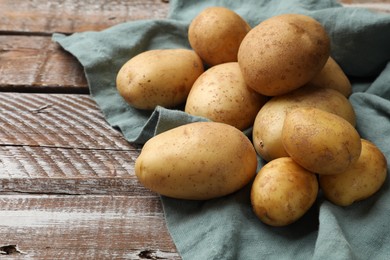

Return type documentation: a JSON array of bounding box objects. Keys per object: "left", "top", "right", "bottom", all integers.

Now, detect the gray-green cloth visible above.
[{"left": 53, "top": 0, "right": 390, "bottom": 259}]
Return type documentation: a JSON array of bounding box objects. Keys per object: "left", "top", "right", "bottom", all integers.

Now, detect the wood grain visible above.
[
  {"left": 0, "top": 93, "right": 149, "bottom": 195},
  {"left": 0, "top": 93, "right": 180, "bottom": 257},
  {"left": 0, "top": 36, "right": 88, "bottom": 93},
  {"left": 0, "top": 194, "right": 180, "bottom": 259},
  {"left": 0, "top": 0, "right": 170, "bottom": 35},
  {"left": 0, "top": 147, "right": 149, "bottom": 195},
  {"left": 0, "top": 93, "right": 131, "bottom": 149},
  {"left": 0, "top": 0, "right": 169, "bottom": 93}
]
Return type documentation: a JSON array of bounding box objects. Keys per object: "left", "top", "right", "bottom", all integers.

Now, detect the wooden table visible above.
[{"left": 0, "top": 0, "right": 388, "bottom": 259}]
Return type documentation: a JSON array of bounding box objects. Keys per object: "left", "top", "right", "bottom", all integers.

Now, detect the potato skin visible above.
[
  {"left": 251, "top": 157, "right": 318, "bottom": 226},
  {"left": 319, "top": 139, "right": 387, "bottom": 206},
  {"left": 238, "top": 14, "right": 330, "bottom": 96},
  {"left": 252, "top": 86, "right": 356, "bottom": 162},
  {"left": 307, "top": 57, "right": 352, "bottom": 97},
  {"left": 116, "top": 49, "right": 204, "bottom": 110},
  {"left": 282, "top": 107, "right": 362, "bottom": 175},
  {"left": 185, "top": 62, "right": 268, "bottom": 130},
  {"left": 135, "top": 122, "right": 258, "bottom": 200},
  {"left": 188, "top": 7, "right": 251, "bottom": 66}
]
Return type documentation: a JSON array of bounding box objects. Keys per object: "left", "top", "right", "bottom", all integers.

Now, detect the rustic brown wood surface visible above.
[
  {"left": 0, "top": 0, "right": 170, "bottom": 34},
  {"left": 0, "top": 195, "right": 179, "bottom": 259},
  {"left": 0, "top": 36, "right": 88, "bottom": 93},
  {"left": 0, "top": 0, "right": 389, "bottom": 259},
  {"left": 0, "top": 93, "right": 147, "bottom": 195}
]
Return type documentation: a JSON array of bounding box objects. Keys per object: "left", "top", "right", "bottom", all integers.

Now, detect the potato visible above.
[
  {"left": 282, "top": 107, "right": 361, "bottom": 175},
  {"left": 252, "top": 86, "right": 356, "bottom": 162},
  {"left": 238, "top": 14, "right": 330, "bottom": 96},
  {"left": 188, "top": 7, "right": 251, "bottom": 66},
  {"left": 135, "top": 122, "right": 258, "bottom": 200},
  {"left": 307, "top": 57, "right": 352, "bottom": 97},
  {"left": 251, "top": 157, "right": 318, "bottom": 226},
  {"left": 185, "top": 62, "right": 268, "bottom": 130},
  {"left": 319, "top": 139, "right": 387, "bottom": 206},
  {"left": 116, "top": 49, "right": 204, "bottom": 110}
]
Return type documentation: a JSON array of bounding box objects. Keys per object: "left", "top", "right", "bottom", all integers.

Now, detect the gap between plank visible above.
[{"left": 0, "top": 143, "right": 140, "bottom": 152}]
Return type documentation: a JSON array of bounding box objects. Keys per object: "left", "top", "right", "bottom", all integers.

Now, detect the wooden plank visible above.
[
  {"left": 0, "top": 0, "right": 168, "bottom": 93},
  {"left": 0, "top": 146, "right": 150, "bottom": 195},
  {"left": 0, "top": 93, "right": 129, "bottom": 149},
  {"left": 0, "top": 0, "right": 170, "bottom": 35},
  {"left": 0, "top": 194, "right": 180, "bottom": 259},
  {"left": 0, "top": 36, "right": 88, "bottom": 93},
  {"left": 0, "top": 93, "right": 149, "bottom": 195}
]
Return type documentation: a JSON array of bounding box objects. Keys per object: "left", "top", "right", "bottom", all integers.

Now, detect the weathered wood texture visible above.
[
  {"left": 0, "top": 93, "right": 180, "bottom": 258},
  {"left": 0, "top": 0, "right": 169, "bottom": 93},
  {"left": 0, "top": 1, "right": 177, "bottom": 258},
  {"left": 0, "top": 93, "right": 150, "bottom": 195},
  {"left": 0, "top": 194, "right": 180, "bottom": 259},
  {"left": 0, "top": 0, "right": 170, "bottom": 35},
  {"left": 0, "top": 93, "right": 127, "bottom": 148},
  {"left": 0, "top": 36, "right": 88, "bottom": 93}
]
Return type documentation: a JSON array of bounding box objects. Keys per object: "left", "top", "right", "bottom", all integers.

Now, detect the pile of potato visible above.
[{"left": 116, "top": 7, "right": 387, "bottom": 226}]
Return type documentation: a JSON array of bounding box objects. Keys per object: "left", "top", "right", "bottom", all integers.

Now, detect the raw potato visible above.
[
  {"left": 251, "top": 157, "right": 318, "bottom": 226},
  {"left": 319, "top": 139, "right": 388, "bottom": 206},
  {"left": 185, "top": 62, "right": 268, "bottom": 130},
  {"left": 282, "top": 107, "right": 362, "bottom": 175},
  {"left": 135, "top": 122, "right": 258, "bottom": 200},
  {"left": 307, "top": 57, "right": 352, "bottom": 97},
  {"left": 252, "top": 86, "right": 356, "bottom": 162},
  {"left": 188, "top": 6, "right": 251, "bottom": 66},
  {"left": 116, "top": 49, "right": 204, "bottom": 110},
  {"left": 238, "top": 13, "right": 330, "bottom": 96}
]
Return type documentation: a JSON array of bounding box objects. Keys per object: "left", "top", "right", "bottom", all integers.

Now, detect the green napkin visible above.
[{"left": 53, "top": 0, "right": 390, "bottom": 259}]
